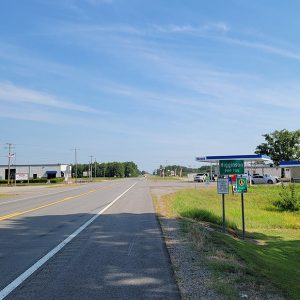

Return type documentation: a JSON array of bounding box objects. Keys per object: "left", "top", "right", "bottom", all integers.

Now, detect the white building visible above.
[
  {"left": 280, "top": 161, "right": 300, "bottom": 181},
  {"left": 244, "top": 164, "right": 281, "bottom": 177},
  {"left": 0, "top": 164, "right": 72, "bottom": 181}
]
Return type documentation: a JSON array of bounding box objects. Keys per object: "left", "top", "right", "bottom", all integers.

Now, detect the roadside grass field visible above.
[{"left": 169, "top": 185, "right": 300, "bottom": 299}]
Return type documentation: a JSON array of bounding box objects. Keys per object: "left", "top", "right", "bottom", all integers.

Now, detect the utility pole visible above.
[
  {"left": 94, "top": 158, "right": 97, "bottom": 178},
  {"left": 89, "top": 155, "right": 93, "bottom": 181},
  {"left": 72, "top": 148, "right": 79, "bottom": 183},
  {"left": 6, "top": 143, "right": 14, "bottom": 186}
]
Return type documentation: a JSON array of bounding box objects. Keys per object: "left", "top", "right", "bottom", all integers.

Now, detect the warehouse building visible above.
[{"left": 0, "top": 164, "right": 72, "bottom": 181}]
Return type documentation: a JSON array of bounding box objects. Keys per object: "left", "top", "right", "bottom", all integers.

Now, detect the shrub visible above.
[
  {"left": 273, "top": 183, "right": 300, "bottom": 211},
  {"left": 50, "top": 177, "right": 65, "bottom": 183}
]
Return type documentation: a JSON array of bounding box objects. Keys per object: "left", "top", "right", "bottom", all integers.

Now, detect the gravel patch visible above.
[{"left": 150, "top": 180, "right": 221, "bottom": 300}]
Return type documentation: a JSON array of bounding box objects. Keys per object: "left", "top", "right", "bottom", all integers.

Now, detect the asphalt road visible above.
[{"left": 0, "top": 179, "right": 180, "bottom": 299}]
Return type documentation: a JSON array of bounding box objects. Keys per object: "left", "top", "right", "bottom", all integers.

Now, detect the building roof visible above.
[
  {"left": 0, "top": 164, "right": 70, "bottom": 167},
  {"left": 280, "top": 161, "right": 300, "bottom": 167},
  {"left": 196, "top": 154, "right": 272, "bottom": 163}
]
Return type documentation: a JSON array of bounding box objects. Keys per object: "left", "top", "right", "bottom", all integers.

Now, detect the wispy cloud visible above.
[
  {"left": 85, "top": 0, "right": 113, "bottom": 4},
  {"left": 0, "top": 82, "right": 98, "bottom": 113},
  {"left": 217, "top": 36, "right": 300, "bottom": 61},
  {"left": 49, "top": 20, "right": 300, "bottom": 63},
  {"left": 153, "top": 22, "right": 230, "bottom": 34},
  {"left": 0, "top": 42, "right": 79, "bottom": 78}
]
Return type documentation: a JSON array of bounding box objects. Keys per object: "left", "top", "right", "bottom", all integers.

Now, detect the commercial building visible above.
[
  {"left": 280, "top": 161, "right": 300, "bottom": 182},
  {"left": 0, "top": 164, "right": 72, "bottom": 181}
]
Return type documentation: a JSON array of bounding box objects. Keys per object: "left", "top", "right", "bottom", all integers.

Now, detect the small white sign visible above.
[
  {"left": 217, "top": 178, "right": 229, "bottom": 194},
  {"left": 83, "top": 171, "right": 88, "bottom": 177},
  {"left": 16, "top": 173, "right": 29, "bottom": 181}
]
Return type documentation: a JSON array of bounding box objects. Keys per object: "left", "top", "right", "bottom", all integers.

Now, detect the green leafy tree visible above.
[
  {"left": 255, "top": 129, "right": 300, "bottom": 177},
  {"left": 124, "top": 162, "right": 139, "bottom": 177}
]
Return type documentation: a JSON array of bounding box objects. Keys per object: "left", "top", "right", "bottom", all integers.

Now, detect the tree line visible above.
[
  {"left": 71, "top": 161, "right": 140, "bottom": 178},
  {"left": 153, "top": 165, "right": 211, "bottom": 177}
]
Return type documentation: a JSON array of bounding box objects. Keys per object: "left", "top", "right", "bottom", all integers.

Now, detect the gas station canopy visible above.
[
  {"left": 280, "top": 161, "right": 300, "bottom": 167},
  {"left": 196, "top": 154, "right": 272, "bottom": 163}
]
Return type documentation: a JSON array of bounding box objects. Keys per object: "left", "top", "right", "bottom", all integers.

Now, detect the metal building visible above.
[{"left": 0, "top": 164, "right": 72, "bottom": 181}]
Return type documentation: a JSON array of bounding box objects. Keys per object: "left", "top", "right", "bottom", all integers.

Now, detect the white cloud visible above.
[
  {"left": 217, "top": 36, "right": 300, "bottom": 61},
  {"left": 85, "top": 0, "right": 113, "bottom": 4},
  {"left": 0, "top": 82, "right": 98, "bottom": 113},
  {"left": 152, "top": 22, "right": 230, "bottom": 34}
]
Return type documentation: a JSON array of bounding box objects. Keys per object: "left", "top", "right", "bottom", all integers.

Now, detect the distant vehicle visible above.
[
  {"left": 194, "top": 173, "right": 206, "bottom": 182},
  {"left": 251, "top": 175, "right": 277, "bottom": 184}
]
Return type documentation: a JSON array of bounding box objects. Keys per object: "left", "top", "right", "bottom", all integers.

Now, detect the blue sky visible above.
[{"left": 0, "top": 0, "right": 300, "bottom": 171}]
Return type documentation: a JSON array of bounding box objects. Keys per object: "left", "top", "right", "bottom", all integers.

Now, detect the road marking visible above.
[
  {"left": 0, "top": 190, "right": 96, "bottom": 221},
  {"left": 0, "top": 181, "right": 138, "bottom": 300},
  {"left": 0, "top": 187, "right": 86, "bottom": 206},
  {"left": 0, "top": 181, "right": 115, "bottom": 206}
]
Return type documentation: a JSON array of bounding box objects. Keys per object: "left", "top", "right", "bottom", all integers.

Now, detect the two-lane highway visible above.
[{"left": 0, "top": 179, "right": 180, "bottom": 299}]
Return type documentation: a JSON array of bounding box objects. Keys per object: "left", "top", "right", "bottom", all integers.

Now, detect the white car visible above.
[
  {"left": 251, "top": 175, "right": 277, "bottom": 184},
  {"left": 194, "top": 173, "right": 206, "bottom": 182}
]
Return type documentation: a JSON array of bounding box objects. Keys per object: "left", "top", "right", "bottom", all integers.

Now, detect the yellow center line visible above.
[{"left": 0, "top": 189, "right": 96, "bottom": 221}]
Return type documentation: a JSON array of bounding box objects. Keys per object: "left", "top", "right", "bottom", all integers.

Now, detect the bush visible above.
[
  {"left": 50, "top": 177, "right": 65, "bottom": 183},
  {"left": 0, "top": 178, "right": 65, "bottom": 184},
  {"left": 274, "top": 183, "right": 300, "bottom": 211}
]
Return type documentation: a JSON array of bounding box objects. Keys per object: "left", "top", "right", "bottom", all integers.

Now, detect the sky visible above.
[{"left": 0, "top": 0, "right": 300, "bottom": 172}]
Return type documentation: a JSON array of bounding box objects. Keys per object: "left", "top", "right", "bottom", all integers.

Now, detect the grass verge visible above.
[{"left": 166, "top": 185, "right": 300, "bottom": 299}]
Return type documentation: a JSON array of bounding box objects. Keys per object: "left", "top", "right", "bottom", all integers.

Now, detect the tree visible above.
[
  {"left": 255, "top": 129, "right": 300, "bottom": 176},
  {"left": 124, "top": 162, "right": 139, "bottom": 177}
]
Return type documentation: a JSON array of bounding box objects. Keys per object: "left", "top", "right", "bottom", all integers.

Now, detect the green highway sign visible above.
[
  {"left": 236, "top": 177, "right": 247, "bottom": 193},
  {"left": 219, "top": 160, "right": 244, "bottom": 175}
]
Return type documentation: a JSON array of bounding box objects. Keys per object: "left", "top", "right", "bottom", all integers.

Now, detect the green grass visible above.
[
  {"left": 0, "top": 193, "right": 16, "bottom": 197},
  {"left": 170, "top": 185, "right": 300, "bottom": 299}
]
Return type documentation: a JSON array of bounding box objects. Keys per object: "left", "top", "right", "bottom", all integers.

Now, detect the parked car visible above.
[
  {"left": 194, "top": 173, "right": 206, "bottom": 182},
  {"left": 251, "top": 175, "right": 277, "bottom": 184},
  {"left": 264, "top": 174, "right": 280, "bottom": 183}
]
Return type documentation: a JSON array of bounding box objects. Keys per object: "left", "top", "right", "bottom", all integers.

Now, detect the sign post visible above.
[
  {"left": 217, "top": 178, "right": 229, "bottom": 233},
  {"left": 236, "top": 176, "right": 247, "bottom": 239}
]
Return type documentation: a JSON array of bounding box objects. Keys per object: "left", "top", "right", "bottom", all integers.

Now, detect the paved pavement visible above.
[{"left": 0, "top": 179, "right": 180, "bottom": 299}]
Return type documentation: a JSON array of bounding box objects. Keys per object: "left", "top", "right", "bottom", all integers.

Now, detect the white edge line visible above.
[{"left": 0, "top": 181, "right": 138, "bottom": 300}]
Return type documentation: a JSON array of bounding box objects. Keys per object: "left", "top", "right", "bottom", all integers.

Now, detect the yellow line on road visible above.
[{"left": 0, "top": 190, "right": 96, "bottom": 221}]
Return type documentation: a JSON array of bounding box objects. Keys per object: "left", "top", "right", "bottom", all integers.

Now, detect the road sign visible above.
[
  {"left": 217, "top": 178, "right": 229, "bottom": 194},
  {"left": 236, "top": 177, "right": 247, "bottom": 193},
  {"left": 219, "top": 160, "right": 244, "bottom": 175}
]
